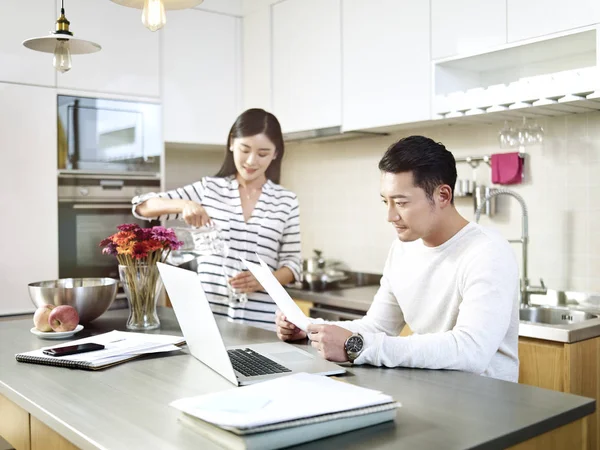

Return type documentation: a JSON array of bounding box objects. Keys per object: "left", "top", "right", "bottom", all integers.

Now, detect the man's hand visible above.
[
  {"left": 229, "top": 271, "right": 263, "bottom": 294},
  {"left": 307, "top": 323, "right": 353, "bottom": 362},
  {"left": 275, "top": 310, "right": 307, "bottom": 341}
]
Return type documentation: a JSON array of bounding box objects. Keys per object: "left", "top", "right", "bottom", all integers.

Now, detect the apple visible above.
[
  {"left": 48, "top": 305, "right": 80, "bottom": 332},
  {"left": 33, "top": 304, "right": 56, "bottom": 332}
]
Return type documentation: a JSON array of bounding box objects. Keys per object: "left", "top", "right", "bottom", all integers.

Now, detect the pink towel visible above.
[{"left": 491, "top": 152, "right": 523, "bottom": 185}]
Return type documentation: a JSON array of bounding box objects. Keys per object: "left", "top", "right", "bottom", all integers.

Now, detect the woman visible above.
[{"left": 132, "top": 109, "right": 301, "bottom": 330}]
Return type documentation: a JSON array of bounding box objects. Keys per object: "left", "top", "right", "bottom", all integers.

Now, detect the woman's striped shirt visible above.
[{"left": 132, "top": 175, "right": 302, "bottom": 330}]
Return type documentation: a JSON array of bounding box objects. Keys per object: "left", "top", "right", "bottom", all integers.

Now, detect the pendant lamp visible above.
[
  {"left": 22, "top": 0, "right": 101, "bottom": 73},
  {"left": 110, "top": 0, "right": 204, "bottom": 32}
]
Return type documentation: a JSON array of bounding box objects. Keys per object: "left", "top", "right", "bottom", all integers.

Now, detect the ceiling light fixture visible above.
[
  {"left": 110, "top": 0, "right": 204, "bottom": 32},
  {"left": 22, "top": 0, "right": 101, "bottom": 73}
]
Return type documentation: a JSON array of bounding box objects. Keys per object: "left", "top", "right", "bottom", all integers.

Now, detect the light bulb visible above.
[
  {"left": 142, "top": 0, "right": 166, "bottom": 32},
  {"left": 53, "top": 39, "right": 72, "bottom": 73}
]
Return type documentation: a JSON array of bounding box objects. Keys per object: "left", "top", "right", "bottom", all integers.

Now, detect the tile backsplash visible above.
[{"left": 281, "top": 112, "right": 600, "bottom": 293}]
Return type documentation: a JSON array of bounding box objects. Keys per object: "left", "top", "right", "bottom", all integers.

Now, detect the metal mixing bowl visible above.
[{"left": 28, "top": 278, "right": 118, "bottom": 323}]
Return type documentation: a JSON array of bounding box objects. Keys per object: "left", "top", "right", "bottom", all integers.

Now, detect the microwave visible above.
[{"left": 58, "top": 95, "right": 161, "bottom": 174}]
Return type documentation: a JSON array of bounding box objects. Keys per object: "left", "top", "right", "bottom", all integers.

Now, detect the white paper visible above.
[
  {"left": 241, "top": 256, "right": 311, "bottom": 331},
  {"left": 171, "top": 372, "right": 396, "bottom": 429},
  {"left": 18, "top": 330, "right": 185, "bottom": 367}
]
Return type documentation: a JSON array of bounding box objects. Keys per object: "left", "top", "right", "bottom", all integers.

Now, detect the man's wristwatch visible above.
[{"left": 344, "top": 333, "right": 364, "bottom": 363}]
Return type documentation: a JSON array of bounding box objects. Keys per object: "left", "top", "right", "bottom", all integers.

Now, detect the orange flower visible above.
[
  {"left": 116, "top": 240, "right": 135, "bottom": 255},
  {"left": 112, "top": 231, "right": 136, "bottom": 247}
]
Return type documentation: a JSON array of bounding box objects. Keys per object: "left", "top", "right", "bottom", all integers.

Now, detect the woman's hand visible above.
[
  {"left": 229, "top": 271, "right": 263, "bottom": 294},
  {"left": 275, "top": 310, "right": 307, "bottom": 341},
  {"left": 181, "top": 201, "right": 211, "bottom": 227}
]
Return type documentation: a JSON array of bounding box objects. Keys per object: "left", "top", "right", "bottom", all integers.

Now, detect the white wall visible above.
[{"left": 280, "top": 112, "right": 600, "bottom": 293}]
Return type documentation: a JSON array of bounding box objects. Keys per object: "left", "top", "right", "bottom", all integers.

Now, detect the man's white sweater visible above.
[{"left": 336, "top": 223, "right": 520, "bottom": 382}]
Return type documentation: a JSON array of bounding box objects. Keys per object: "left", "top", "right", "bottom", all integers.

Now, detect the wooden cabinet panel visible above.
[
  {"left": 0, "top": 393, "right": 30, "bottom": 450},
  {"left": 519, "top": 335, "right": 600, "bottom": 450},
  {"left": 519, "top": 337, "right": 565, "bottom": 391},
  {"left": 507, "top": 416, "right": 588, "bottom": 450},
  {"left": 292, "top": 299, "right": 313, "bottom": 317},
  {"left": 31, "top": 416, "right": 78, "bottom": 450}
]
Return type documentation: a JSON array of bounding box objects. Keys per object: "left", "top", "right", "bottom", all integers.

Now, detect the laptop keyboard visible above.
[{"left": 227, "top": 348, "right": 292, "bottom": 378}]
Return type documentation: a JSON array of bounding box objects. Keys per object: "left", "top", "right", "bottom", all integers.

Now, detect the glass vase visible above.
[{"left": 119, "top": 264, "right": 162, "bottom": 331}]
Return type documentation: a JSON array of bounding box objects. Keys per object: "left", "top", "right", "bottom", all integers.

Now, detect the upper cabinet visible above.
[
  {"left": 56, "top": 0, "right": 160, "bottom": 98},
  {"left": 162, "top": 9, "right": 241, "bottom": 145},
  {"left": 507, "top": 0, "right": 600, "bottom": 42},
  {"left": 272, "top": 0, "right": 341, "bottom": 133},
  {"left": 431, "top": 0, "right": 506, "bottom": 60},
  {"left": 243, "top": 7, "right": 271, "bottom": 111},
  {"left": 0, "top": 0, "right": 55, "bottom": 86},
  {"left": 0, "top": 83, "right": 58, "bottom": 315},
  {"left": 342, "top": 0, "right": 430, "bottom": 131}
]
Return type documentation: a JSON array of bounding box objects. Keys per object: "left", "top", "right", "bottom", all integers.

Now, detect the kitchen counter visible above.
[
  {"left": 0, "top": 308, "right": 595, "bottom": 450},
  {"left": 287, "top": 285, "right": 379, "bottom": 313},
  {"left": 289, "top": 287, "right": 600, "bottom": 344}
]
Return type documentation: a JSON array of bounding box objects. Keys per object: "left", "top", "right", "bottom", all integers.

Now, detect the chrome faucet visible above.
[{"left": 474, "top": 188, "right": 547, "bottom": 308}]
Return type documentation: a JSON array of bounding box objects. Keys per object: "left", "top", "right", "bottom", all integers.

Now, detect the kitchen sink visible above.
[{"left": 519, "top": 306, "right": 599, "bottom": 325}]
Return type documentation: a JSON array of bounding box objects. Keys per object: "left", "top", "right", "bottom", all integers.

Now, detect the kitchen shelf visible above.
[{"left": 432, "top": 26, "right": 600, "bottom": 122}]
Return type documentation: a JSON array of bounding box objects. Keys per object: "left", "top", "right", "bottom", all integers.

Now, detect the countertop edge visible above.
[
  {"left": 0, "top": 378, "right": 104, "bottom": 450},
  {"left": 478, "top": 401, "right": 596, "bottom": 449}
]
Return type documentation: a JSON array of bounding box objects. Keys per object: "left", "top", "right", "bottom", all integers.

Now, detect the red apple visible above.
[
  {"left": 48, "top": 305, "right": 80, "bottom": 332},
  {"left": 33, "top": 304, "right": 56, "bottom": 332}
]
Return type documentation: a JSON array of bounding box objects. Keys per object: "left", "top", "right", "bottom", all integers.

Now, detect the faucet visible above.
[{"left": 474, "top": 188, "right": 547, "bottom": 308}]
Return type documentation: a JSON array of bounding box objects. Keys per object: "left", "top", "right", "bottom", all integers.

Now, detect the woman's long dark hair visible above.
[{"left": 215, "top": 109, "right": 285, "bottom": 184}]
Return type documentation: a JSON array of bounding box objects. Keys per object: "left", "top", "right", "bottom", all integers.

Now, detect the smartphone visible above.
[{"left": 42, "top": 343, "right": 105, "bottom": 357}]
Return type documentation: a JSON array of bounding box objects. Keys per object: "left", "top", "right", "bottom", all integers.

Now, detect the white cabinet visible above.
[
  {"left": 272, "top": 0, "right": 341, "bottom": 133},
  {"left": 56, "top": 0, "right": 160, "bottom": 98},
  {"left": 162, "top": 9, "right": 241, "bottom": 145},
  {"left": 431, "top": 0, "right": 506, "bottom": 60},
  {"left": 342, "top": 0, "right": 430, "bottom": 131},
  {"left": 243, "top": 7, "right": 271, "bottom": 111},
  {"left": 0, "top": 83, "right": 58, "bottom": 315},
  {"left": 0, "top": 0, "right": 55, "bottom": 86},
  {"left": 508, "top": 0, "right": 600, "bottom": 42}
]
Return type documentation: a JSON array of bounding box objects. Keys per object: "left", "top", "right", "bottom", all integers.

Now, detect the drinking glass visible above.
[{"left": 222, "top": 258, "right": 248, "bottom": 305}]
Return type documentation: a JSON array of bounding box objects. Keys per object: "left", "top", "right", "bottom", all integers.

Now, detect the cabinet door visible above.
[
  {"left": 0, "top": 0, "right": 55, "bottom": 86},
  {"left": 243, "top": 7, "right": 271, "bottom": 111},
  {"left": 342, "top": 0, "right": 430, "bottom": 131},
  {"left": 163, "top": 10, "right": 241, "bottom": 145},
  {"left": 508, "top": 0, "right": 600, "bottom": 42},
  {"left": 0, "top": 83, "right": 58, "bottom": 315},
  {"left": 272, "top": 0, "right": 341, "bottom": 133},
  {"left": 431, "top": 0, "right": 506, "bottom": 59},
  {"left": 56, "top": 0, "right": 160, "bottom": 98}
]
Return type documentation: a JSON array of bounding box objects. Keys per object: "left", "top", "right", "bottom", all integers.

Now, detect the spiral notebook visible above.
[
  {"left": 171, "top": 372, "right": 400, "bottom": 449},
  {"left": 15, "top": 330, "right": 185, "bottom": 370}
]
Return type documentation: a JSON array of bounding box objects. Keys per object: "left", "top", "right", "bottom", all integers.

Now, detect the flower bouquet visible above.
[{"left": 100, "top": 224, "right": 182, "bottom": 330}]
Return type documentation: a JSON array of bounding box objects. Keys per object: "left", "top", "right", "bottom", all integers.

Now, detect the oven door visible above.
[{"left": 58, "top": 202, "right": 159, "bottom": 279}]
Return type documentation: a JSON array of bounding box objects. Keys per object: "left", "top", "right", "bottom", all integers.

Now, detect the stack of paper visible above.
[
  {"left": 16, "top": 330, "right": 185, "bottom": 370},
  {"left": 171, "top": 373, "right": 400, "bottom": 450}
]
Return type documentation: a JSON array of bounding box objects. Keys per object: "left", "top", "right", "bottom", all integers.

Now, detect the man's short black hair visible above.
[{"left": 378, "top": 136, "right": 457, "bottom": 204}]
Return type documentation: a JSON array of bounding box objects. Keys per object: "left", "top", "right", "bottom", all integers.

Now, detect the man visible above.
[{"left": 276, "top": 136, "right": 520, "bottom": 382}]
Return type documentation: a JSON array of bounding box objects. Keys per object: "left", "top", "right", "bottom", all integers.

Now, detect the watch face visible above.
[{"left": 346, "top": 335, "right": 363, "bottom": 353}]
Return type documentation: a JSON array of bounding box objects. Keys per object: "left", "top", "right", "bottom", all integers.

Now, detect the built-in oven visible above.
[
  {"left": 58, "top": 173, "right": 160, "bottom": 280},
  {"left": 57, "top": 95, "right": 161, "bottom": 174}
]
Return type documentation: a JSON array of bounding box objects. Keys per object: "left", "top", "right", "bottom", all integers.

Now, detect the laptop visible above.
[{"left": 157, "top": 262, "right": 345, "bottom": 386}]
